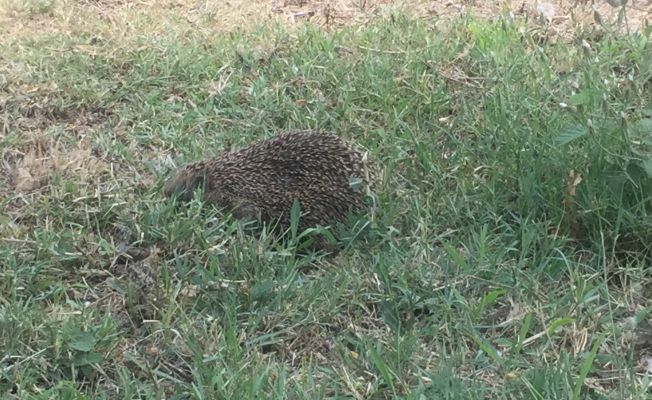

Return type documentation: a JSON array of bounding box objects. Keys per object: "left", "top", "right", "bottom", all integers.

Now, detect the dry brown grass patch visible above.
[
  {"left": 2, "top": 1, "right": 647, "bottom": 43},
  {"left": 2, "top": 110, "right": 111, "bottom": 195}
]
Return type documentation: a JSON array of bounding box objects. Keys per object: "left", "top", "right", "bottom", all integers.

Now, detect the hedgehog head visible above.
[{"left": 163, "top": 161, "right": 209, "bottom": 201}]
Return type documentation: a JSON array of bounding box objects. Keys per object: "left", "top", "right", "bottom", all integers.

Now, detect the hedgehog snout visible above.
[{"left": 164, "top": 169, "right": 206, "bottom": 201}]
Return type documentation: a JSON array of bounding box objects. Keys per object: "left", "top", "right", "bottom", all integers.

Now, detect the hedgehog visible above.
[{"left": 163, "top": 129, "right": 375, "bottom": 251}]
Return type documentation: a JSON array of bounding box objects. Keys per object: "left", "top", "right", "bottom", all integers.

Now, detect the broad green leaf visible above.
[
  {"left": 71, "top": 351, "right": 103, "bottom": 366},
  {"left": 381, "top": 301, "right": 400, "bottom": 332},
  {"left": 555, "top": 124, "right": 588, "bottom": 146},
  {"left": 68, "top": 332, "right": 96, "bottom": 352},
  {"left": 641, "top": 158, "right": 652, "bottom": 178},
  {"left": 569, "top": 90, "right": 598, "bottom": 106}
]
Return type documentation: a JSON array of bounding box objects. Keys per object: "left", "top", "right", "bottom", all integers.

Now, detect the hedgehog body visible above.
[{"left": 164, "top": 130, "right": 373, "bottom": 239}]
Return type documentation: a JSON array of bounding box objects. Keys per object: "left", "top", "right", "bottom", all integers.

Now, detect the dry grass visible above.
[{"left": 1, "top": 0, "right": 651, "bottom": 41}]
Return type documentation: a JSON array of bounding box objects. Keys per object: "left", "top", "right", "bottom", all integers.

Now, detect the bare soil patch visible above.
[
  {"left": 1, "top": 108, "right": 111, "bottom": 194},
  {"left": 1, "top": 1, "right": 651, "bottom": 40}
]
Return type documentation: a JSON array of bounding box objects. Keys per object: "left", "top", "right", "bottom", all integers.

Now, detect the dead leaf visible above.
[
  {"left": 565, "top": 169, "right": 583, "bottom": 197},
  {"left": 179, "top": 285, "right": 198, "bottom": 299},
  {"left": 206, "top": 71, "right": 233, "bottom": 97},
  {"left": 13, "top": 149, "right": 48, "bottom": 192},
  {"left": 536, "top": 2, "right": 556, "bottom": 21},
  {"left": 146, "top": 345, "right": 160, "bottom": 357},
  {"left": 505, "top": 370, "right": 521, "bottom": 380},
  {"left": 563, "top": 169, "right": 583, "bottom": 239},
  {"left": 14, "top": 166, "right": 37, "bottom": 192}
]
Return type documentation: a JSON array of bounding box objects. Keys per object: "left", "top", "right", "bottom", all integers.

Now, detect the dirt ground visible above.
[
  {"left": 267, "top": 0, "right": 652, "bottom": 34},
  {"left": 1, "top": 0, "right": 651, "bottom": 40}
]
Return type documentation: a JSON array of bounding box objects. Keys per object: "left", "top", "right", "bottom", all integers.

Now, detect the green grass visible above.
[{"left": 1, "top": 9, "right": 652, "bottom": 399}]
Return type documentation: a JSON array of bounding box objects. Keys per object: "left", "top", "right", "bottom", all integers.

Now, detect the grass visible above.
[{"left": 1, "top": 3, "right": 652, "bottom": 399}]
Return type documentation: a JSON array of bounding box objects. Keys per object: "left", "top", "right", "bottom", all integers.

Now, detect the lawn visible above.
[{"left": 1, "top": 1, "right": 652, "bottom": 399}]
